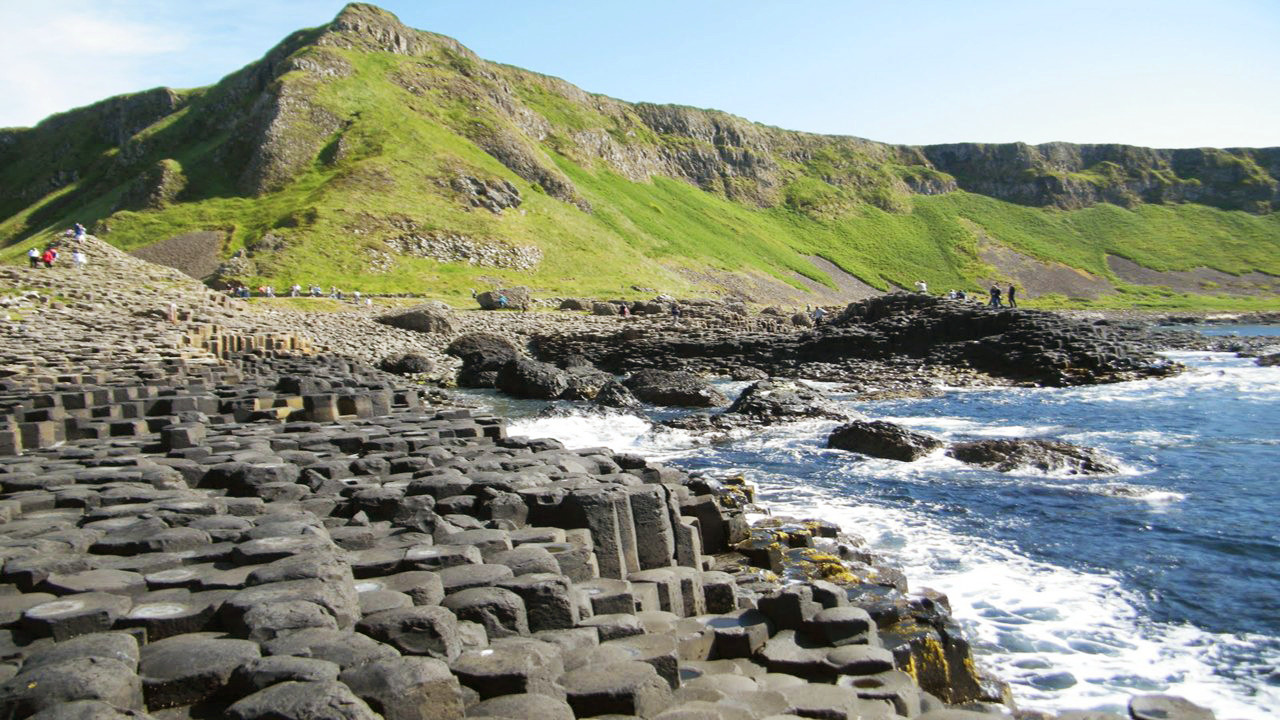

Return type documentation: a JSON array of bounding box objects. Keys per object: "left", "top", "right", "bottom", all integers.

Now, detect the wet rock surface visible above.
[
  {"left": 947, "top": 439, "right": 1121, "bottom": 474},
  {"left": 827, "top": 421, "right": 945, "bottom": 462}
]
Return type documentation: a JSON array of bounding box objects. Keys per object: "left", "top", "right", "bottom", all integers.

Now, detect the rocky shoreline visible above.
[{"left": 0, "top": 239, "right": 1262, "bottom": 719}]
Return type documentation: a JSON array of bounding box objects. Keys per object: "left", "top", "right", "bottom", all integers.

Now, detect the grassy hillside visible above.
[{"left": 2, "top": 3, "right": 1278, "bottom": 310}]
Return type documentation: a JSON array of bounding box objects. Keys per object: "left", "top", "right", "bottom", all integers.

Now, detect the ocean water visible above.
[{"left": 473, "top": 342, "right": 1280, "bottom": 718}]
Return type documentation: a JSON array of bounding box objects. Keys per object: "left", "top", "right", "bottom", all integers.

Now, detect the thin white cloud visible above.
[{"left": 0, "top": 1, "right": 191, "bottom": 127}]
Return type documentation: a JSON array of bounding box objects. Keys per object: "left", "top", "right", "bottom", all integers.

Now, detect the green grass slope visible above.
[{"left": 1, "top": 3, "right": 1277, "bottom": 310}]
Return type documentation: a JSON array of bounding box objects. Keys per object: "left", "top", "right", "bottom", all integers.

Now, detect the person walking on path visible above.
[
  {"left": 27, "top": 247, "right": 40, "bottom": 269},
  {"left": 989, "top": 285, "right": 1002, "bottom": 308},
  {"left": 1007, "top": 284, "right": 1017, "bottom": 308},
  {"left": 72, "top": 249, "right": 86, "bottom": 270}
]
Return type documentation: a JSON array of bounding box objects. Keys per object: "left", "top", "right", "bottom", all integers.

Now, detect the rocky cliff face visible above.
[
  {"left": 921, "top": 142, "right": 1280, "bottom": 213},
  {"left": 2, "top": 2, "right": 1277, "bottom": 268}
]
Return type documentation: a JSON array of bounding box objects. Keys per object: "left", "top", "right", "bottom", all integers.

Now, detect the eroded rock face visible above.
[
  {"left": 495, "top": 358, "right": 570, "bottom": 400},
  {"left": 827, "top": 420, "right": 943, "bottom": 461},
  {"left": 376, "top": 303, "right": 458, "bottom": 335},
  {"left": 947, "top": 438, "right": 1120, "bottom": 474},
  {"left": 446, "top": 333, "right": 521, "bottom": 388},
  {"left": 623, "top": 369, "right": 728, "bottom": 408}
]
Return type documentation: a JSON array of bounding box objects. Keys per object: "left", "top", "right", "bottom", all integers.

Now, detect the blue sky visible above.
[{"left": 2, "top": 0, "right": 1277, "bottom": 148}]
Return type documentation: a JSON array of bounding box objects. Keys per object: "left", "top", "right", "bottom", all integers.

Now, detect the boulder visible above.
[
  {"left": 827, "top": 421, "right": 943, "bottom": 461},
  {"left": 725, "top": 379, "right": 847, "bottom": 424},
  {"left": 496, "top": 359, "right": 570, "bottom": 400},
  {"left": 376, "top": 303, "right": 458, "bottom": 334},
  {"left": 623, "top": 370, "right": 728, "bottom": 408},
  {"left": 446, "top": 333, "right": 522, "bottom": 388},
  {"left": 947, "top": 438, "right": 1120, "bottom": 474},
  {"left": 562, "top": 365, "right": 613, "bottom": 401},
  {"left": 593, "top": 381, "right": 640, "bottom": 408},
  {"left": 477, "top": 287, "right": 531, "bottom": 311},
  {"left": 379, "top": 353, "right": 435, "bottom": 375},
  {"left": 1257, "top": 352, "right": 1279, "bottom": 367}
]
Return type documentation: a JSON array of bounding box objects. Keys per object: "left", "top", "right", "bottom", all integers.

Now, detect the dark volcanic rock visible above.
[
  {"left": 725, "top": 379, "right": 847, "bottom": 424},
  {"left": 476, "top": 287, "right": 531, "bottom": 311},
  {"left": 532, "top": 293, "right": 1181, "bottom": 389},
  {"left": 623, "top": 369, "right": 727, "bottom": 407},
  {"left": 446, "top": 333, "right": 522, "bottom": 388},
  {"left": 592, "top": 380, "right": 640, "bottom": 408},
  {"left": 827, "top": 420, "right": 943, "bottom": 461},
  {"left": 947, "top": 438, "right": 1121, "bottom": 474},
  {"left": 496, "top": 358, "right": 570, "bottom": 400},
  {"left": 378, "top": 352, "right": 435, "bottom": 375},
  {"left": 375, "top": 303, "right": 458, "bottom": 334}
]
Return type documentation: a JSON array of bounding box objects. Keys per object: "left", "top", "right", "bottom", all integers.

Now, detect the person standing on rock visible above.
[
  {"left": 72, "top": 249, "right": 86, "bottom": 270},
  {"left": 27, "top": 247, "right": 40, "bottom": 269},
  {"left": 989, "top": 285, "right": 1002, "bottom": 308},
  {"left": 915, "top": 280, "right": 928, "bottom": 293},
  {"left": 1007, "top": 284, "right": 1017, "bottom": 308},
  {"left": 41, "top": 247, "right": 55, "bottom": 268},
  {"left": 73, "top": 223, "right": 86, "bottom": 239}
]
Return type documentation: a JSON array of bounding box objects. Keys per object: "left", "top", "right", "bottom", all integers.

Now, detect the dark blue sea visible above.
[{"left": 474, "top": 332, "right": 1280, "bottom": 718}]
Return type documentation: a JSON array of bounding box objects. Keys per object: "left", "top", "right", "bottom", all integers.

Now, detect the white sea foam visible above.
[
  {"left": 755, "top": 481, "right": 1279, "bottom": 719},
  {"left": 882, "top": 415, "right": 1063, "bottom": 439}
]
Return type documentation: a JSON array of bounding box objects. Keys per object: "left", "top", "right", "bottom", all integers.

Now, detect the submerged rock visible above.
[
  {"left": 826, "top": 421, "right": 943, "bottom": 461},
  {"left": 947, "top": 438, "right": 1120, "bottom": 474}
]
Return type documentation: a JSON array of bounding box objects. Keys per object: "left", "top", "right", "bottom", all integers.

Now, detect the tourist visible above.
[
  {"left": 620, "top": 304, "right": 630, "bottom": 317},
  {"left": 915, "top": 280, "right": 928, "bottom": 293},
  {"left": 813, "top": 306, "right": 827, "bottom": 324},
  {"left": 1007, "top": 284, "right": 1017, "bottom": 308},
  {"left": 72, "top": 249, "right": 86, "bottom": 270},
  {"left": 497, "top": 294, "right": 509, "bottom": 309},
  {"left": 353, "top": 290, "right": 361, "bottom": 302},
  {"left": 989, "top": 285, "right": 1002, "bottom": 307},
  {"left": 27, "top": 247, "right": 39, "bottom": 269},
  {"left": 329, "top": 286, "right": 338, "bottom": 299},
  {"left": 671, "top": 303, "right": 682, "bottom": 319},
  {"left": 41, "top": 248, "right": 56, "bottom": 268},
  {"left": 265, "top": 286, "right": 275, "bottom": 297},
  {"left": 290, "top": 284, "right": 301, "bottom": 297},
  {"left": 73, "top": 223, "right": 86, "bottom": 239}
]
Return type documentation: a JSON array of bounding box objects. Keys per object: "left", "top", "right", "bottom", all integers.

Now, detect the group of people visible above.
[
  {"left": 27, "top": 245, "right": 86, "bottom": 270},
  {"left": 226, "top": 283, "right": 371, "bottom": 306},
  {"left": 933, "top": 283, "right": 1018, "bottom": 308},
  {"left": 25, "top": 224, "right": 89, "bottom": 270}
]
